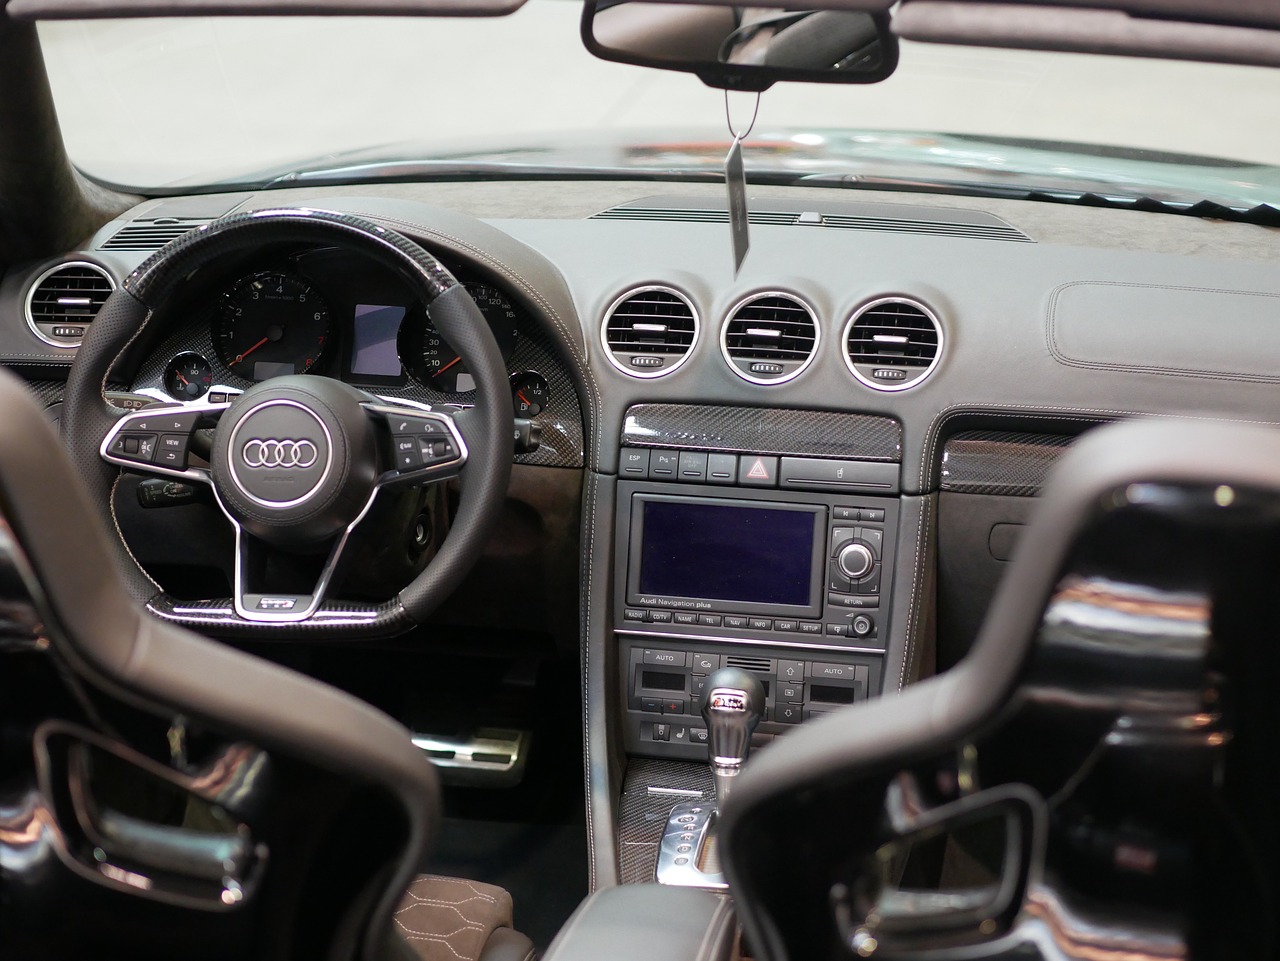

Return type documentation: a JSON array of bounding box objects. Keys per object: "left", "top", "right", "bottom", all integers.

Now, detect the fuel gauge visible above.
[
  {"left": 164, "top": 352, "right": 213, "bottom": 400},
  {"left": 511, "top": 371, "right": 549, "bottom": 417}
]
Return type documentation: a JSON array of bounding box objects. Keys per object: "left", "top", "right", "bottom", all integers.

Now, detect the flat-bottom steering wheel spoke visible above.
[{"left": 212, "top": 485, "right": 380, "bottom": 624}]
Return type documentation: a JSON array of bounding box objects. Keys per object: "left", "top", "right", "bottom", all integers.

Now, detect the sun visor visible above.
[
  {"left": 5, "top": 0, "right": 525, "bottom": 19},
  {"left": 896, "top": 1, "right": 1280, "bottom": 67}
]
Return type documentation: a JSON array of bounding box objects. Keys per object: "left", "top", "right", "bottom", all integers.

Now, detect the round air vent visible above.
[
  {"left": 721, "top": 291, "right": 819, "bottom": 385},
  {"left": 843, "top": 297, "right": 943, "bottom": 392},
  {"left": 601, "top": 286, "right": 699, "bottom": 378},
  {"left": 25, "top": 261, "right": 116, "bottom": 348}
]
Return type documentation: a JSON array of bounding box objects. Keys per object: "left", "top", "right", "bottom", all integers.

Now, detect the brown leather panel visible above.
[{"left": 397, "top": 875, "right": 517, "bottom": 961}]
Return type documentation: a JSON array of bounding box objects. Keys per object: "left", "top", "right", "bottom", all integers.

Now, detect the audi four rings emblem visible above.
[{"left": 241, "top": 438, "right": 319, "bottom": 469}]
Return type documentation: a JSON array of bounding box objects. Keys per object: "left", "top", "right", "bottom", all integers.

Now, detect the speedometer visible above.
[
  {"left": 401, "top": 283, "right": 519, "bottom": 393},
  {"left": 214, "top": 271, "right": 330, "bottom": 381}
]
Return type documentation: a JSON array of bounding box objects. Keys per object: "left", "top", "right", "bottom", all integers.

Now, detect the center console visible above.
[{"left": 613, "top": 445, "right": 900, "bottom": 760}]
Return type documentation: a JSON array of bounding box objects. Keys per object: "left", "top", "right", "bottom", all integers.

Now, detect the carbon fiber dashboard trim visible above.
[
  {"left": 618, "top": 758, "right": 714, "bottom": 886},
  {"left": 621, "top": 404, "right": 902, "bottom": 462},
  {"left": 22, "top": 379, "right": 65, "bottom": 407},
  {"left": 940, "top": 430, "right": 1076, "bottom": 496}
]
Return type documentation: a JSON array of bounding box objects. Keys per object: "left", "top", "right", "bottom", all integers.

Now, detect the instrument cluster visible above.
[{"left": 153, "top": 246, "right": 537, "bottom": 401}]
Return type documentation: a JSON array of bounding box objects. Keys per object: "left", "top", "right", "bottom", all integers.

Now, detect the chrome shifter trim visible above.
[{"left": 655, "top": 800, "right": 727, "bottom": 889}]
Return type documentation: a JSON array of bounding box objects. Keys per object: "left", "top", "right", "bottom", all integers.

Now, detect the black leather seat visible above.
[
  {"left": 0, "top": 368, "right": 532, "bottom": 961},
  {"left": 719, "top": 418, "right": 1280, "bottom": 961}
]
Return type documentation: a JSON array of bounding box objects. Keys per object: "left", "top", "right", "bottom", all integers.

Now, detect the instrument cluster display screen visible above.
[{"left": 636, "top": 498, "right": 819, "bottom": 608}]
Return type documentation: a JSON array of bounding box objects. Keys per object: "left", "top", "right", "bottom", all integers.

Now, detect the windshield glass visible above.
[{"left": 37, "top": 0, "right": 1280, "bottom": 202}]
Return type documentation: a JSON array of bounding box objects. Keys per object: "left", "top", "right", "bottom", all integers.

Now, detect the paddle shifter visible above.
[
  {"left": 656, "top": 667, "right": 766, "bottom": 888},
  {"left": 701, "top": 667, "right": 766, "bottom": 805}
]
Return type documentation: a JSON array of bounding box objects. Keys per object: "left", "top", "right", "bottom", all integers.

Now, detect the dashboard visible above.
[{"left": 5, "top": 178, "right": 1280, "bottom": 889}]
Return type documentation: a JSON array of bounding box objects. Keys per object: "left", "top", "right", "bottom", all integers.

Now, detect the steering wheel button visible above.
[
  {"left": 157, "top": 410, "right": 201, "bottom": 434},
  {"left": 396, "top": 446, "right": 422, "bottom": 470},
  {"left": 113, "top": 432, "right": 159, "bottom": 463}
]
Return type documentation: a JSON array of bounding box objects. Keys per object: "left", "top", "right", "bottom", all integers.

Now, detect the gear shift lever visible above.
[
  {"left": 655, "top": 667, "right": 765, "bottom": 888},
  {"left": 701, "top": 666, "right": 766, "bottom": 805}
]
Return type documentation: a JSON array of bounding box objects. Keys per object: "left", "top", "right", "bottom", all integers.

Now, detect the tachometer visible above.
[
  {"left": 402, "top": 283, "right": 519, "bottom": 392},
  {"left": 214, "top": 271, "right": 330, "bottom": 381}
]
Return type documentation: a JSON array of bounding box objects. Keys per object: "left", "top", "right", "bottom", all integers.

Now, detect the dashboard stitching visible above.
[
  {"left": 899, "top": 498, "right": 927, "bottom": 694},
  {"left": 1047, "top": 280, "right": 1280, "bottom": 383},
  {"left": 581, "top": 470, "right": 598, "bottom": 890},
  {"left": 917, "top": 404, "right": 1280, "bottom": 492},
  {"left": 332, "top": 211, "right": 604, "bottom": 459}
]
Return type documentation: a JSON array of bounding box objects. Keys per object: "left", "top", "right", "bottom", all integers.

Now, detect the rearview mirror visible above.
[{"left": 581, "top": 2, "right": 898, "bottom": 91}]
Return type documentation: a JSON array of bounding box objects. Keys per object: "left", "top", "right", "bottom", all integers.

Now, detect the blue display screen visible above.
[
  {"left": 351, "top": 304, "right": 407, "bottom": 377},
  {"left": 638, "top": 500, "right": 815, "bottom": 606}
]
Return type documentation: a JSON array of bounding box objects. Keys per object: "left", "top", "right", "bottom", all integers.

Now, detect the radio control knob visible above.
[{"left": 837, "top": 543, "right": 874, "bottom": 580}]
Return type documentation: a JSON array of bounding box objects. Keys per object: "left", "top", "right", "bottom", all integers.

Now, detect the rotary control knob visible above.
[{"left": 837, "top": 542, "right": 875, "bottom": 580}]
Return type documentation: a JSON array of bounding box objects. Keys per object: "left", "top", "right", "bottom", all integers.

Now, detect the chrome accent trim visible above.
[
  {"left": 655, "top": 800, "right": 727, "bottom": 889},
  {"left": 647, "top": 786, "right": 704, "bottom": 798},
  {"left": 23, "top": 260, "right": 116, "bottom": 349},
  {"left": 719, "top": 289, "right": 820, "bottom": 386},
  {"left": 99, "top": 394, "right": 234, "bottom": 485},
  {"left": 217, "top": 481, "right": 381, "bottom": 624},
  {"left": 600, "top": 284, "right": 700, "bottom": 380},
  {"left": 841, "top": 295, "right": 945, "bottom": 393},
  {"left": 410, "top": 730, "right": 525, "bottom": 773},
  {"left": 226, "top": 399, "right": 334, "bottom": 510}
]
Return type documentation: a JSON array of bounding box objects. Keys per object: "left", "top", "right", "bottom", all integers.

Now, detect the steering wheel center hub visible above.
[
  {"left": 228, "top": 399, "right": 334, "bottom": 509},
  {"left": 210, "top": 376, "right": 379, "bottom": 549}
]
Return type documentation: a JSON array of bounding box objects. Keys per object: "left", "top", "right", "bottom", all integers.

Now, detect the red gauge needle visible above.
[
  {"left": 233, "top": 337, "right": 270, "bottom": 365},
  {"left": 434, "top": 356, "right": 463, "bottom": 378},
  {"left": 517, "top": 390, "right": 531, "bottom": 405},
  {"left": 175, "top": 371, "right": 190, "bottom": 386}
]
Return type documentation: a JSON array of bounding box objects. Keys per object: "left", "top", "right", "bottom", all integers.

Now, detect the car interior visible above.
[{"left": 3, "top": 1, "right": 1280, "bottom": 960}]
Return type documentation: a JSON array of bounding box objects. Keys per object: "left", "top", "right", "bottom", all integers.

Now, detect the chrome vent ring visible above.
[
  {"left": 24, "top": 261, "right": 116, "bottom": 349},
  {"left": 843, "top": 296, "right": 943, "bottom": 392},
  {"left": 601, "top": 285, "right": 699, "bottom": 378},
  {"left": 721, "top": 291, "right": 819, "bottom": 385}
]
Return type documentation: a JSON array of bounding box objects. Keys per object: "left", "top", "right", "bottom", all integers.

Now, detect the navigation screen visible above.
[
  {"left": 351, "top": 304, "right": 407, "bottom": 377},
  {"left": 638, "top": 499, "right": 816, "bottom": 607}
]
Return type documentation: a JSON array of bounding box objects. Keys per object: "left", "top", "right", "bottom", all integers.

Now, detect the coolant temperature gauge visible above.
[
  {"left": 164, "top": 352, "right": 213, "bottom": 400},
  {"left": 510, "top": 371, "right": 549, "bottom": 417}
]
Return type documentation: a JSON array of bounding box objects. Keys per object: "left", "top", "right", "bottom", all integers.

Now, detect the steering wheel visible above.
[{"left": 61, "top": 209, "right": 513, "bottom": 638}]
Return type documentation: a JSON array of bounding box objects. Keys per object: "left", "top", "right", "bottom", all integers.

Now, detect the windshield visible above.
[{"left": 37, "top": 0, "right": 1280, "bottom": 202}]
